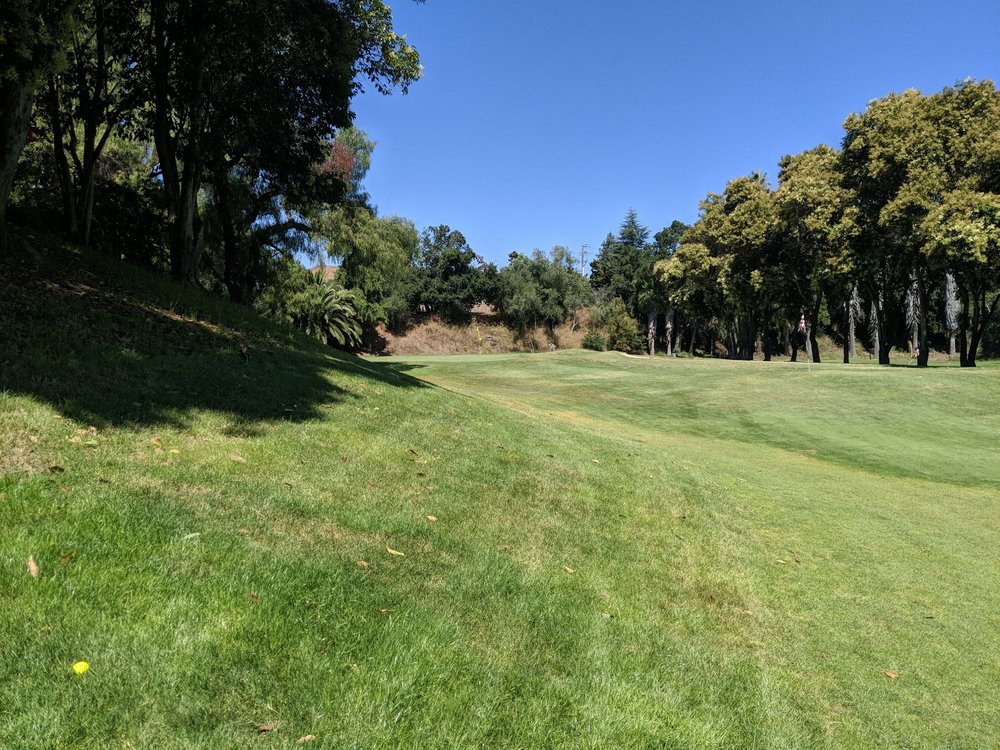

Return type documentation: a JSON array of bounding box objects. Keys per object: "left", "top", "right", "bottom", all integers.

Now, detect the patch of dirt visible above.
[{"left": 375, "top": 310, "right": 589, "bottom": 356}]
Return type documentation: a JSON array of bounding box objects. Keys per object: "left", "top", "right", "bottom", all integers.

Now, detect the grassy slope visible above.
[{"left": 2, "top": 246, "right": 999, "bottom": 748}]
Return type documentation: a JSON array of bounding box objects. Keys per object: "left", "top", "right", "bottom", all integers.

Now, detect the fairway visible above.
[{"left": 378, "top": 351, "right": 1000, "bottom": 748}]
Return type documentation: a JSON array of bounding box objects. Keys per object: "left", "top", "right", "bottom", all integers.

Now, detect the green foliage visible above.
[
  {"left": 581, "top": 330, "right": 606, "bottom": 351},
  {"left": 410, "top": 225, "right": 497, "bottom": 323},
  {"left": 255, "top": 262, "right": 363, "bottom": 350},
  {"left": 319, "top": 204, "right": 419, "bottom": 320},
  {"left": 496, "top": 246, "right": 592, "bottom": 333},
  {"left": 591, "top": 297, "right": 644, "bottom": 353}
]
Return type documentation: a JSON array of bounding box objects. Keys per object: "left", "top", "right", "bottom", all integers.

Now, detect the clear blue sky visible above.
[{"left": 351, "top": 0, "right": 1000, "bottom": 269}]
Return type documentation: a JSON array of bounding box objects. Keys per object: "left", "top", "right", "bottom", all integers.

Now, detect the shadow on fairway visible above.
[{"left": 0, "top": 247, "right": 425, "bottom": 430}]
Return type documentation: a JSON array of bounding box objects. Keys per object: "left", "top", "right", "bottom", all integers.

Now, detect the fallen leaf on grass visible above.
[
  {"left": 283, "top": 481, "right": 293, "bottom": 489},
  {"left": 49, "top": 465, "right": 65, "bottom": 473},
  {"left": 248, "top": 592, "right": 260, "bottom": 603},
  {"left": 563, "top": 566, "right": 575, "bottom": 574},
  {"left": 237, "top": 527, "right": 251, "bottom": 535},
  {"left": 407, "top": 448, "right": 418, "bottom": 456},
  {"left": 169, "top": 449, "right": 180, "bottom": 455},
  {"left": 386, "top": 546, "right": 405, "bottom": 557},
  {"left": 591, "top": 459, "right": 600, "bottom": 464},
  {"left": 426, "top": 515, "right": 437, "bottom": 522},
  {"left": 27, "top": 556, "right": 39, "bottom": 578},
  {"left": 379, "top": 608, "right": 395, "bottom": 613},
  {"left": 254, "top": 723, "right": 277, "bottom": 734},
  {"left": 356, "top": 561, "right": 369, "bottom": 569},
  {"left": 885, "top": 671, "right": 898, "bottom": 680},
  {"left": 59, "top": 550, "right": 76, "bottom": 565},
  {"left": 296, "top": 736, "right": 317, "bottom": 745},
  {"left": 151, "top": 437, "right": 162, "bottom": 447},
  {"left": 774, "top": 559, "right": 786, "bottom": 565},
  {"left": 41, "top": 625, "right": 52, "bottom": 634},
  {"left": 229, "top": 454, "right": 246, "bottom": 464}
]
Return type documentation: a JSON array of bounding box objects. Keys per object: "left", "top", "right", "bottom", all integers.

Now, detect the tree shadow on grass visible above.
[{"left": 0, "top": 244, "right": 425, "bottom": 431}]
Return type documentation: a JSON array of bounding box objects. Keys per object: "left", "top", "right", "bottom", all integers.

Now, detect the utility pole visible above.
[{"left": 580, "top": 244, "right": 589, "bottom": 276}]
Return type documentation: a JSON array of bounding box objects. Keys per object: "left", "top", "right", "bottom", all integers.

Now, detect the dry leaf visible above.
[
  {"left": 416, "top": 472, "right": 427, "bottom": 478},
  {"left": 254, "top": 723, "right": 277, "bottom": 734},
  {"left": 775, "top": 559, "right": 786, "bottom": 565},
  {"left": 59, "top": 550, "right": 76, "bottom": 565},
  {"left": 237, "top": 527, "right": 251, "bottom": 534},
  {"left": 283, "top": 481, "right": 293, "bottom": 489},
  {"left": 248, "top": 592, "right": 260, "bottom": 603},
  {"left": 49, "top": 465, "right": 65, "bottom": 473},
  {"left": 296, "top": 736, "right": 317, "bottom": 745},
  {"left": 885, "top": 671, "right": 898, "bottom": 680},
  {"left": 41, "top": 625, "right": 52, "bottom": 634},
  {"left": 151, "top": 437, "right": 162, "bottom": 446},
  {"left": 386, "top": 546, "right": 405, "bottom": 557},
  {"left": 27, "top": 555, "right": 39, "bottom": 578},
  {"left": 169, "top": 449, "right": 180, "bottom": 455},
  {"left": 229, "top": 454, "right": 247, "bottom": 464},
  {"left": 356, "top": 560, "right": 369, "bottom": 569},
  {"left": 407, "top": 448, "right": 418, "bottom": 456},
  {"left": 563, "top": 565, "right": 575, "bottom": 574},
  {"left": 426, "top": 515, "right": 437, "bottom": 522}
]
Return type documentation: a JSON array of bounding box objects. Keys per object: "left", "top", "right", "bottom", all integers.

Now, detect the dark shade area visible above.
[{"left": 0, "top": 234, "right": 424, "bottom": 431}]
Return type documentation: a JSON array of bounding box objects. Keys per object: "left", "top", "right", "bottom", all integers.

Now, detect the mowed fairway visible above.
[
  {"left": 379, "top": 351, "right": 1000, "bottom": 748},
  {"left": 4, "top": 255, "right": 1000, "bottom": 749}
]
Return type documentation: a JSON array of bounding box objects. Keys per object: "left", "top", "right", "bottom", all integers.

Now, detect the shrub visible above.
[{"left": 582, "top": 331, "right": 605, "bottom": 351}]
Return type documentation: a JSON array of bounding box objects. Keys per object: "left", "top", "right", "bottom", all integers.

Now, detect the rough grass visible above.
[{"left": 2, "top": 243, "right": 999, "bottom": 749}]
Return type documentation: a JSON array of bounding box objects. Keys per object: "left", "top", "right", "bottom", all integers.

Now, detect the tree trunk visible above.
[
  {"left": 810, "top": 293, "right": 822, "bottom": 363},
  {"left": 958, "top": 289, "right": 970, "bottom": 367},
  {"left": 916, "top": 275, "right": 930, "bottom": 368},
  {"left": 0, "top": 81, "right": 36, "bottom": 250},
  {"left": 647, "top": 309, "right": 656, "bottom": 357},
  {"left": 665, "top": 308, "right": 674, "bottom": 356},
  {"left": 47, "top": 78, "right": 79, "bottom": 238},
  {"left": 214, "top": 170, "right": 245, "bottom": 303},
  {"left": 843, "top": 297, "right": 851, "bottom": 364}
]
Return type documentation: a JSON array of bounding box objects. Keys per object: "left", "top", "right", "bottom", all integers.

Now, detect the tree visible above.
[
  {"left": 412, "top": 225, "right": 496, "bottom": 322},
  {"left": 495, "top": 247, "right": 592, "bottom": 339},
  {"left": 655, "top": 241, "right": 720, "bottom": 355},
  {"left": 0, "top": 0, "right": 80, "bottom": 249},
  {"left": 44, "top": 0, "right": 143, "bottom": 246},
  {"left": 143, "top": 0, "right": 420, "bottom": 281},
  {"left": 590, "top": 209, "right": 649, "bottom": 314},
  {"left": 682, "top": 175, "right": 781, "bottom": 360},
  {"left": 921, "top": 190, "right": 1000, "bottom": 366},
  {"left": 775, "top": 145, "right": 859, "bottom": 363}
]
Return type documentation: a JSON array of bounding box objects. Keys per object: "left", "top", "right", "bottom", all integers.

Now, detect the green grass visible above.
[{"left": 2, "top": 246, "right": 999, "bottom": 748}]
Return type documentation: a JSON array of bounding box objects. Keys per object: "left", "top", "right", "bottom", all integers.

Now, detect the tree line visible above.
[{"left": 639, "top": 80, "right": 999, "bottom": 367}]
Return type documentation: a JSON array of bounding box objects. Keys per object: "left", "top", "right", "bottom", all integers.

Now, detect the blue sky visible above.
[{"left": 351, "top": 0, "right": 1000, "bottom": 269}]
